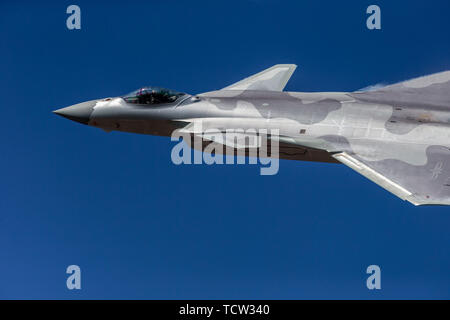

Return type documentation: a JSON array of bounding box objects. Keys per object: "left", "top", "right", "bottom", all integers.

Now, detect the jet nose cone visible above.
[{"left": 53, "top": 100, "right": 97, "bottom": 125}]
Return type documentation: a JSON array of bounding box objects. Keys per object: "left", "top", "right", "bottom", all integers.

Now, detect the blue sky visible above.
[{"left": 0, "top": 0, "right": 449, "bottom": 299}]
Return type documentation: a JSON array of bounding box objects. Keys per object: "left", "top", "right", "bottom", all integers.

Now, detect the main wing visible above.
[{"left": 332, "top": 144, "right": 450, "bottom": 206}]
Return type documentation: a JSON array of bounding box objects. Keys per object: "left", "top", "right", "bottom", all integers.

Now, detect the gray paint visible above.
[{"left": 53, "top": 64, "right": 450, "bottom": 206}]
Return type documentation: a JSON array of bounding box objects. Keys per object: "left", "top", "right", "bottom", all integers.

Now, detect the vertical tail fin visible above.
[{"left": 222, "top": 64, "right": 297, "bottom": 91}]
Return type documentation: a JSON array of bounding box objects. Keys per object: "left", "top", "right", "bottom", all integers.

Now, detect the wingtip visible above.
[{"left": 273, "top": 63, "right": 297, "bottom": 69}]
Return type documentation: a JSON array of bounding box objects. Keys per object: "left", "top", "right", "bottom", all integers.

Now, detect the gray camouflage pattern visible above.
[{"left": 53, "top": 64, "right": 450, "bottom": 206}]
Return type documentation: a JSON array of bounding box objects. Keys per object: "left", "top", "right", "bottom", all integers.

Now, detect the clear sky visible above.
[{"left": 1, "top": 0, "right": 449, "bottom": 299}]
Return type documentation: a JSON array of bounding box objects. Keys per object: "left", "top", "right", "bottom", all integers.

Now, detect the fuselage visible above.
[{"left": 84, "top": 90, "right": 450, "bottom": 154}]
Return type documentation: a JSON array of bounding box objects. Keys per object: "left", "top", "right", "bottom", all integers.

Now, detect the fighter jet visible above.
[{"left": 54, "top": 64, "right": 450, "bottom": 206}]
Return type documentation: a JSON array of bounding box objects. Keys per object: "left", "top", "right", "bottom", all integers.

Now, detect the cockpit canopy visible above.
[{"left": 122, "top": 87, "right": 185, "bottom": 105}]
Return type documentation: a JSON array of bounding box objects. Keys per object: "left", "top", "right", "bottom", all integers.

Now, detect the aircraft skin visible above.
[{"left": 54, "top": 64, "right": 450, "bottom": 206}]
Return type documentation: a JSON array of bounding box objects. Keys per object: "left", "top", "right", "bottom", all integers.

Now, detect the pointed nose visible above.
[{"left": 53, "top": 100, "right": 97, "bottom": 125}]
